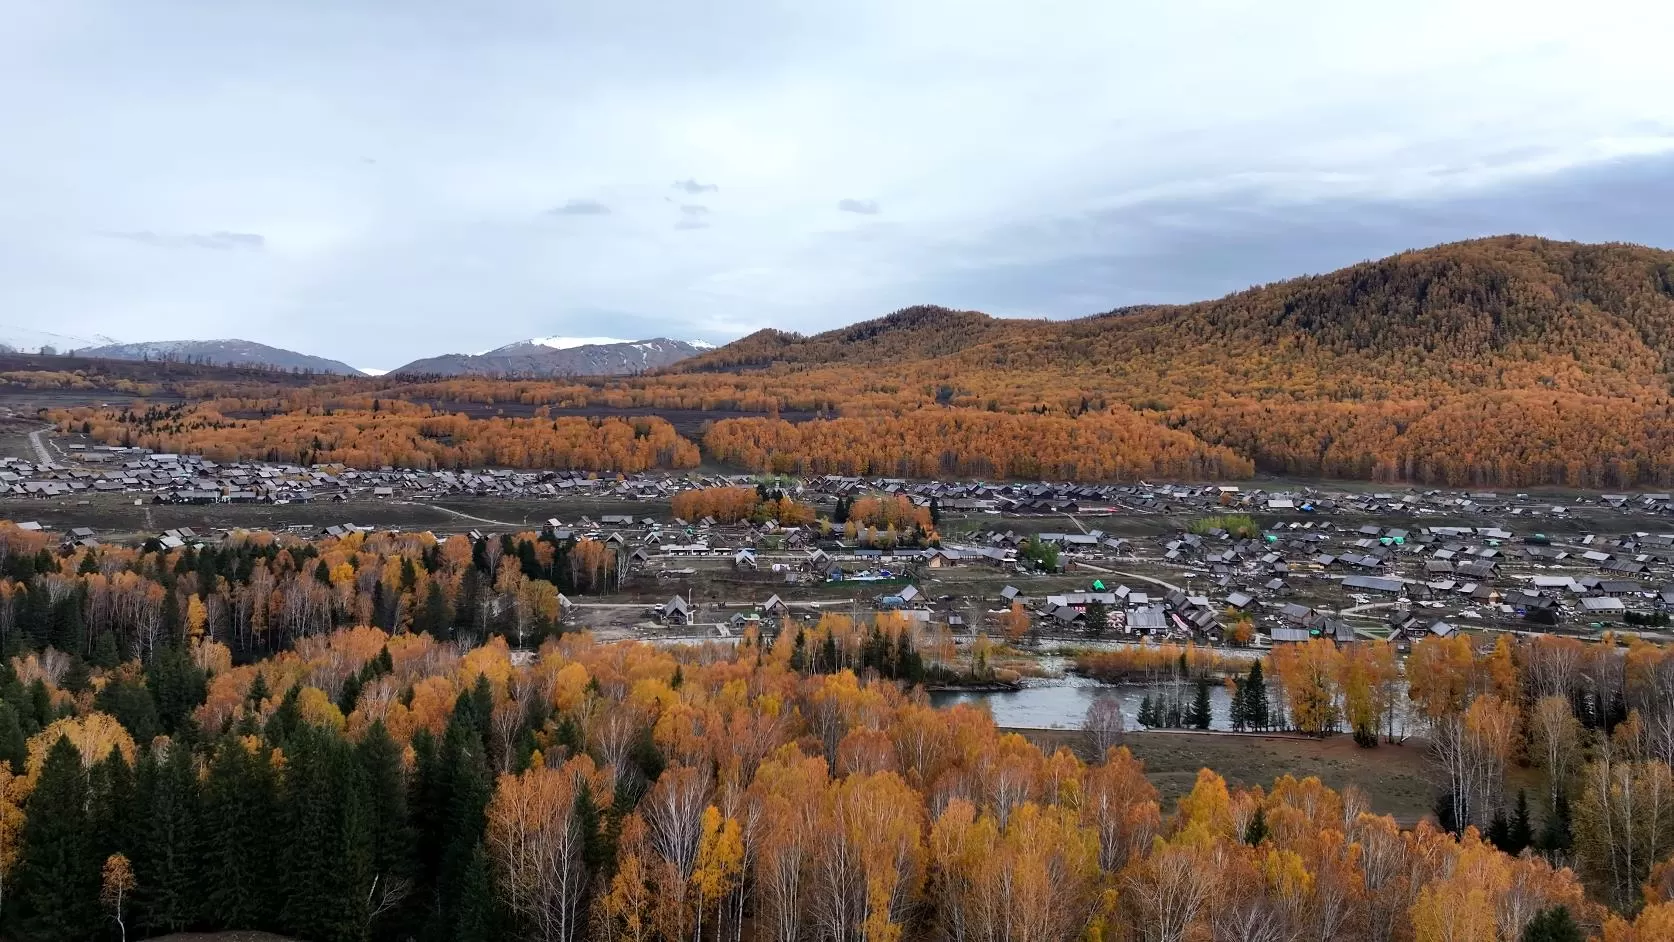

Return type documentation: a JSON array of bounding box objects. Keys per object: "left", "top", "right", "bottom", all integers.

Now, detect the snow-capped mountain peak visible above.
[
  {"left": 71, "top": 339, "right": 364, "bottom": 374},
  {"left": 529, "top": 336, "right": 632, "bottom": 350},
  {"left": 391, "top": 336, "right": 714, "bottom": 377},
  {"left": 0, "top": 324, "right": 119, "bottom": 354}
]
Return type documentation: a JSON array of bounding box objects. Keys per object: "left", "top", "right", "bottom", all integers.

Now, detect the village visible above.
[{"left": 6, "top": 436, "right": 1674, "bottom": 662}]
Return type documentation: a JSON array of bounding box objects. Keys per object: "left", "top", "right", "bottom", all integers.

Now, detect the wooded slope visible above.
[{"left": 674, "top": 236, "right": 1674, "bottom": 486}]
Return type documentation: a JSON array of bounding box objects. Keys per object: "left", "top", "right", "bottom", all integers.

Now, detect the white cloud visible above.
[{"left": 1, "top": 0, "right": 1672, "bottom": 364}]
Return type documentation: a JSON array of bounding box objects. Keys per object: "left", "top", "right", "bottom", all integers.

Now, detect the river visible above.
[{"left": 931, "top": 680, "right": 1238, "bottom": 731}]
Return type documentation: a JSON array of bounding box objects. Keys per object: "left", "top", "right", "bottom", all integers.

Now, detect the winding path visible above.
[
  {"left": 393, "top": 500, "right": 523, "bottom": 529},
  {"left": 1070, "top": 562, "right": 1183, "bottom": 594}
]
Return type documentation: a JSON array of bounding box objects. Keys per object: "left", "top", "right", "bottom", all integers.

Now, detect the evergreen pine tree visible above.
[
  {"left": 790, "top": 629, "right": 807, "bottom": 672},
  {"left": 338, "top": 672, "right": 364, "bottom": 716},
  {"left": 433, "top": 707, "right": 494, "bottom": 941},
  {"left": 159, "top": 589, "right": 181, "bottom": 647},
  {"left": 1191, "top": 675, "right": 1213, "bottom": 730},
  {"left": 1539, "top": 792, "right": 1573, "bottom": 854},
  {"left": 94, "top": 678, "right": 162, "bottom": 744},
  {"left": 133, "top": 742, "right": 202, "bottom": 934},
  {"left": 1138, "top": 694, "right": 1156, "bottom": 728},
  {"left": 15, "top": 736, "right": 100, "bottom": 940},
  {"left": 265, "top": 684, "right": 303, "bottom": 746},
  {"left": 48, "top": 595, "right": 85, "bottom": 658},
  {"left": 1434, "top": 792, "right": 1462, "bottom": 836},
  {"left": 203, "top": 737, "right": 279, "bottom": 931},
  {"left": 451, "top": 843, "right": 497, "bottom": 942},
  {"left": 246, "top": 671, "right": 271, "bottom": 709},
  {"left": 1244, "top": 806, "right": 1268, "bottom": 845},
  {"left": 0, "top": 701, "right": 26, "bottom": 773},
  {"left": 88, "top": 746, "right": 135, "bottom": 870},
  {"left": 277, "top": 726, "right": 369, "bottom": 942},
  {"left": 1486, "top": 808, "right": 1512, "bottom": 853},
  {"left": 1230, "top": 678, "right": 1250, "bottom": 732},
  {"left": 357, "top": 719, "right": 417, "bottom": 938},
  {"left": 60, "top": 656, "right": 91, "bottom": 695},
  {"left": 1520, "top": 907, "right": 1583, "bottom": 942},
  {"left": 1245, "top": 660, "right": 1270, "bottom": 731},
  {"left": 1084, "top": 600, "right": 1108, "bottom": 636},
  {"left": 1509, "top": 789, "right": 1534, "bottom": 855},
  {"left": 421, "top": 582, "right": 448, "bottom": 636},
  {"left": 575, "top": 785, "right": 609, "bottom": 874},
  {"left": 821, "top": 633, "right": 839, "bottom": 675},
  {"left": 27, "top": 678, "right": 55, "bottom": 729},
  {"left": 149, "top": 644, "right": 207, "bottom": 735},
  {"left": 90, "top": 629, "right": 121, "bottom": 669}
]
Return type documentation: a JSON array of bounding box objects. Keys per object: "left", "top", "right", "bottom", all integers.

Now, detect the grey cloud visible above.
[
  {"left": 550, "top": 198, "right": 610, "bottom": 216},
  {"left": 837, "top": 198, "right": 880, "bottom": 215},
  {"left": 106, "top": 230, "right": 266, "bottom": 251},
  {"left": 913, "top": 151, "right": 1674, "bottom": 319},
  {"left": 673, "top": 179, "right": 719, "bottom": 194},
  {"left": 679, "top": 204, "right": 709, "bottom": 216},
  {"left": 674, "top": 218, "right": 710, "bottom": 230}
]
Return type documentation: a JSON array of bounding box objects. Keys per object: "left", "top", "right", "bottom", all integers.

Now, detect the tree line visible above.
[{"left": 0, "top": 522, "right": 620, "bottom": 665}]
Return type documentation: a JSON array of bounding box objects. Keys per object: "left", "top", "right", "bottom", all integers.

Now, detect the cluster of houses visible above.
[
  {"left": 2, "top": 447, "right": 785, "bottom": 505},
  {"left": 804, "top": 476, "right": 1674, "bottom": 522}
]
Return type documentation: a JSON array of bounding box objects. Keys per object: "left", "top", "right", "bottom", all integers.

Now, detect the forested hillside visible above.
[
  {"left": 38, "top": 236, "right": 1674, "bottom": 485},
  {"left": 671, "top": 236, "right": 1674, "bottom": 486}
]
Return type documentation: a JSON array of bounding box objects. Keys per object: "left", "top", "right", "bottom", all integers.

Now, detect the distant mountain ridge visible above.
[
  {"left": 72, "top": 339, "right": 364, "bottom": 375},
  {"left": 391, "top": 337, "right": 714, "bottom": 377},
  {"left": 0, "top": 324, "right": 118, "bottom": 354}
]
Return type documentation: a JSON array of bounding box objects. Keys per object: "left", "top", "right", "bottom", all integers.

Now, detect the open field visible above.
[{"left": 1016, "top": 728, "right": 1441, "bottom": 824}]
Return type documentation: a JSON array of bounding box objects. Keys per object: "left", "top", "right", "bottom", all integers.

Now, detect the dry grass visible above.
[{"left": 1014, "top": 727, "right": 1441, "bottom": 826}]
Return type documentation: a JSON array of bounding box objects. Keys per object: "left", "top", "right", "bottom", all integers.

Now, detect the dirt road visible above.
[{"left": 26, "top": 426, "right": 53, "bottom": 465}]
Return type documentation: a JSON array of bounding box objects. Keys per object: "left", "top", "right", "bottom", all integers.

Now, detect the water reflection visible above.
[{"left": 930, "top": 682, "right": 1236, "bottom": 731}]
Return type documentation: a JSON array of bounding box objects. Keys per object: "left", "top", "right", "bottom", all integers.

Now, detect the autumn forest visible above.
[
  {"left": 0, "top": 519, "right": 1671, "bottom": 940},
  {"left": 33, "top": 236, "right": 1674, "bottom": 488}
]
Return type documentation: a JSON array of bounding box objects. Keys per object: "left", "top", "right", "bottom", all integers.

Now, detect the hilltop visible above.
[
  {"left": 392, "top": 337, "right": 713, "bottom": 377},
  {"left": 674, "top": 236, "right": 1674, "bottom": 486},
  {"left": 683, "top": 235, "right": 1674, "bottom": 400},
  {"left": 72, "top": 339, "right": 363, "bottom": 375}
]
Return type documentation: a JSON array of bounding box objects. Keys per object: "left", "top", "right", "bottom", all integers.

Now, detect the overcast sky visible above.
[{"left": 4, "top": 0, "right": 1674, "bottom": 370}]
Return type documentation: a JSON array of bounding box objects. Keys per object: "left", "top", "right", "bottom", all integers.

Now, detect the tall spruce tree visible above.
[
  {"left": 203, "top": 737, "right": 279, "bottom": 932},
  {"left": 1230, "top": 677, "right": 1250, "bottom": 731},
  {"left": 1520, "top": 906, "right": 1583, "bottom": 942},
  {"left": 15, "top": 736, "right": 99, "bottom": 941},
  {"left": 1191, "top": 675, "right": 1213, "bottom": 730},
  {"left": 0, "top": 701, "right": 26, "bottom": 773},
  {"left": 1084, "top": 600, "right": 1109, "bottom": 636},
  {"left": 133, "top": 742, "right": 202, "bottom": 934},
  {"left": 88, "top": 746, "right": 136, "bottom": 876},
  {"left": 1244, "top": 660, "right": 1270, "bottom": 731},
  {"left": 277, "top": 726, "right": 371, "bottom": 942},
  {"left": 148, "top": 644, "right": 206, "bottom": 735},
  {"left": 357, "top": 720, "right": 417, "bottom": 939},
  {"left": 435, "top": 708, "right": 493, "bottom": 941}
]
